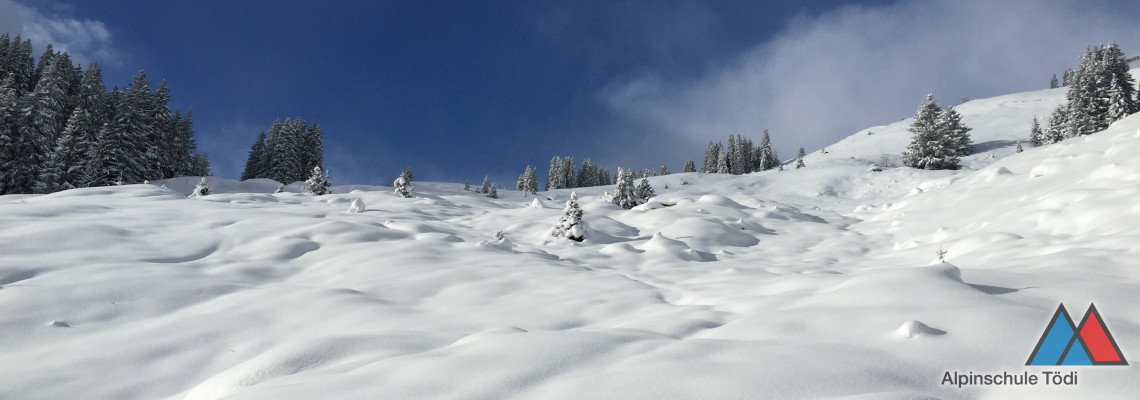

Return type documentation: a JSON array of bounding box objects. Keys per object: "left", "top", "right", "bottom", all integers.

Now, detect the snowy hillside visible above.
[{"left": 3, "top": 85, "right": 1140, "bottom": 399}]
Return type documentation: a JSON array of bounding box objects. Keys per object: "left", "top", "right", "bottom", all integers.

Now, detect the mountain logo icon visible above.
[{"left": 1026, "top": 304, "right": 1128, "bottom": 366}]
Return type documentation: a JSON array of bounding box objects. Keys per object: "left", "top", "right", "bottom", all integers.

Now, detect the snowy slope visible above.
[{"left": 3, "top": 87, "right": 1140, "bottom": 398}]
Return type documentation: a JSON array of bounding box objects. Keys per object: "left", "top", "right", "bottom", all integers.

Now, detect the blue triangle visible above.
[
  {"left": 1061, "top": 338, "right": 1093, "bottom": 365},
  {"left": 1028, "top": 311, "right": 1077, "bottom": 365}
]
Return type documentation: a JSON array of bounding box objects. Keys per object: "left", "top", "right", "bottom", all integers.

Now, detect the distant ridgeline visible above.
[
  {"left": 239, "top": 118, "right": 324, "bottom": 184},
  {"left": 0, "top": 34, "right": 209, "bottom": 195}
]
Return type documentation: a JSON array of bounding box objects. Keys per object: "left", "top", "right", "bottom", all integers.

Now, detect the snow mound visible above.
[
  {"left": 895, "top": 320, "right": 947, "bottom": 339},
  {"left": 347, "top": 198, "right": 366, "bottom": 213}
]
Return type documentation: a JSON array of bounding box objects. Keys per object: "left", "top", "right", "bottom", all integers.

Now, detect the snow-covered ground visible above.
[{"left": 3, "top": 82, "right": 1139, "bottom": 399}]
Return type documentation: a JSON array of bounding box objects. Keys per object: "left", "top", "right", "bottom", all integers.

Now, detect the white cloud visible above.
[
  {"left": 0, "top": 0, "right": 119, "bottom": 66},
  {"left": 601, "top": 0, "right": 1140, "bottom": 157}
]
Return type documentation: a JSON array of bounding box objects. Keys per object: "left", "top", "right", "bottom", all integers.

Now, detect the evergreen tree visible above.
[
  {"left": 189, "top": 177, "right": 210, "bottom": 198},
  {"left": 1029, "top": 117, "right": 1044, "bottom": 147},
  {"left": 598, "top": 167, "right": 611, "bottom": 186},
  {"left": 551, "top": 191, "right": 584, "bottom": 242},
  {"left": 726, "top": 135, "right": 738, "bottom": 174},
  {"left": 41, "top": 107, "right": 87, "bottom": 191},
  {"left": 517, "top": 166, "right": 529, "bottom": 192},
  {"left": 241, "top": 131, "right": 268, "bottom": 180},
  {"left": 682, "top": 160, "right": 696, "bottom": 173},
  {"left": 487, "top": 185, "right": 498, "bottom": 199},
  {"left": 902, "top": 94, "right": 959, "bottom": 170},
  {"left": 305, "top": 165, "right": 332, "bottom": 195},
  {"left": 190, "top": 151, "right": 210, "bottom": 176},
  {"left": 577, "top": 158, "right": 598, "bottom": 187},
  {"left": 1050, "top": 74, "right": 1059, "bottom": 89},
  {"left": 939, "top": 107, "right": 973, "bottom": 157},
  {"left": 758, "top": 129, "right": 777, "bottom": 171},
  {"left": 612, "top": 167, "right": 638, "bottom": 209},
  {"left": 635, "top": 177, "right": 655, "bottom": 201},
  {"left": 795, "top": 147, "right": 806, "bottom": 169},
  {"left": 104, "top": 70, "right": 155, "bottom": 183},
  {"left": 394, "top": 174, "right": 414, "bottom": 198},
  {"left": 562, "top": 156, "right": 576, "bottom": 189},
  {"left": 1044, "top": 105, "right": 1068, "bottom": 145},
  {"left": 463, "top": 180, "right": 470, "bottom": 191},
  {"left": 716, "top": 147, "right": 729, "bottom": 174},
  {"left": 659, "top": 164, "right": 669, "bottom": 175},
  {"left": 546, "top": 156, "right": 563, "bottom": 190},
  {"left": 524, "top": 166, "right": 538, "bottom": 194},
  {"left": 703, "top": 141, "right": 719, "bottom": 173},
  {"left": 1015, "top": 142, "right": 1024, "bottom": 153},
  {"left": 479, "top": 175, "right": 493, "bottom": 194}
]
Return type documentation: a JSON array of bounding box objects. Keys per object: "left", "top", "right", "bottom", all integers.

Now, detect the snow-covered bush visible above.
[
  {"left": 189, "top": 177, "right": 209, "bottom": 198},
  {"left": 394, "top": 176, "right": 414, "bottom": 198},
  {"left": 274, "top": 184, "right": 285, "bottom": 194},
  {"left": 551, "top": 192, "right": 584, "bottom": 242},
  {"left": 306, "top": 166, "right": 332, "bottom": 195}
]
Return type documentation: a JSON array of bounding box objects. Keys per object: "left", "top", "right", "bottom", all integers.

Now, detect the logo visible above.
[{"left": 1026, "top": 303, "right": 1128, "bottom": 366}]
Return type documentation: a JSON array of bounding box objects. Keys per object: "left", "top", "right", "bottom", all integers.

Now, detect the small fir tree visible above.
[
  {"left": 611, "top": 168, "right": 638, "bottom": 209},
  {"left": 305, "top": 165, "right": 332, "bottom": 195},
  {"left": 552, "top": 191, "right": 585, "bottom": 242},
  {"left": 682, "top": 160, "right": 696, "bottom": 173},
  {"left": 394, "top": 175, "right": 414, "bottom": 198},
  {"left": 635, "top": 177, "right": 655, "bottom": 201},
  {"left": 795, "top": 147, "right": 806, "bottom": 169},
  {"left": 189, "top": 177, "right": 210, "bottom": 198},
  {"left": 479, "top": 176, "right": 493, "bottom": 194}
]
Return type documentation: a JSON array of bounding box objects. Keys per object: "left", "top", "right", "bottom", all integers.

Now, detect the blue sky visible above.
[{"left": 3, "top": 0, "right": 1140, "bottom": 185}]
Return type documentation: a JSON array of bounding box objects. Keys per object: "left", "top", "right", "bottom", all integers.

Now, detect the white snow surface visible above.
[{"left": 3, "top": 83, "right": 1140, "bottom": 399}]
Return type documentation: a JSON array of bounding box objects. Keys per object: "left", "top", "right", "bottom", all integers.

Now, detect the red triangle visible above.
[{"left": 1078, "top": 305, "right": 1127, "bottom": 364}]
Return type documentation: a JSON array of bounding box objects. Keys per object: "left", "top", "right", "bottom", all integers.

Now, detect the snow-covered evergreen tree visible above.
[
  {"left": 551, "top": 191, "right": 585, "bottom": 242},
  {"left": 274, "top": 183, "right": 285, "bottom": 194},
  {"left": 795, "top": 147, "right": 806, "bottom": 169},
  {"left": 487, "top": 185, "right": 498, "bottom": 199},
  {"left": 1044, "top": 105, "right": 1068, "bottom": 145},
  {"left": 611, "top": 167, "right": 638, "bottom": 209},
  {"left": 903, "top": 94, "right": 960, "bottom": 170},
  {"left": 682, "top": 160, "right": 696, "bottom": 173},
  {"left": 635, "top": 177, "right": 655, "bottom": 201},
  {"left": 41, "top": 107, "right": 87, "bottom": 191},
  {"left": 577, "top": 158, "right": 598, "bottom": 187},
  {"left": 758, "top": 129, "right": 777, "bottom": 171},
  {"left": 546, "top": 156, "right": 563, "bottom": 190},
  {"left": 562, "top": 156, "right": 576, "bottom": 189},
  {"left": 726, "top": 135, "right": 738, "bottom": 174},
  {"left": 1015, "top": 142, "right": 1024, "bottom": 153},
  {"left": 394, "top": 175, "right": 414, "bottom": 198},
  {"left": 189, "top": 177, "right": 209, "bottom": 198},
  {"left": 1029, "top": 117, "right": 1043, "bottom": 147},
  {"left": 703, "top": 141, "right": 720, "bottom": 173},
  {"left": 939, "top": 106, "right": 973, "bottom": 157},
  {"left": 716, "top": 147, "right": 729, "bottom": 174},
  {"left": 1050, "top": 74, "right": 1059, "bottom": 89},
  {"left": 305, "top": 165, "right": 332, "bottom": 195},
  {"left": 524, "top": 166, "right": 538, "bottom": 194},
  {"left": 463, "top": 180, "right": 470, "bottom": 191},
  {"left": 479, "top": 176, "right": 493, "bottom": 194}
]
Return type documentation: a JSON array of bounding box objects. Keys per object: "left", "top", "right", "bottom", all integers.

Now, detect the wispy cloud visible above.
[
  {"left": 0, "top": 0, "right": 119, "bottom": 66},
  {"left": 601, "top": 0, "right": 1140, "bottom": 159}
]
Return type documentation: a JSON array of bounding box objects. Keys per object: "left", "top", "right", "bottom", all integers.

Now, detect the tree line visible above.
[
  {"left": 1034, "top": 43, "right": 1136, "bottom": 146},
  {"left": 0, "top": 34, "right": 208, "bottom": 194},
  {"left": 240, "top": 117, "right": 324, "bottom": 184}
]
